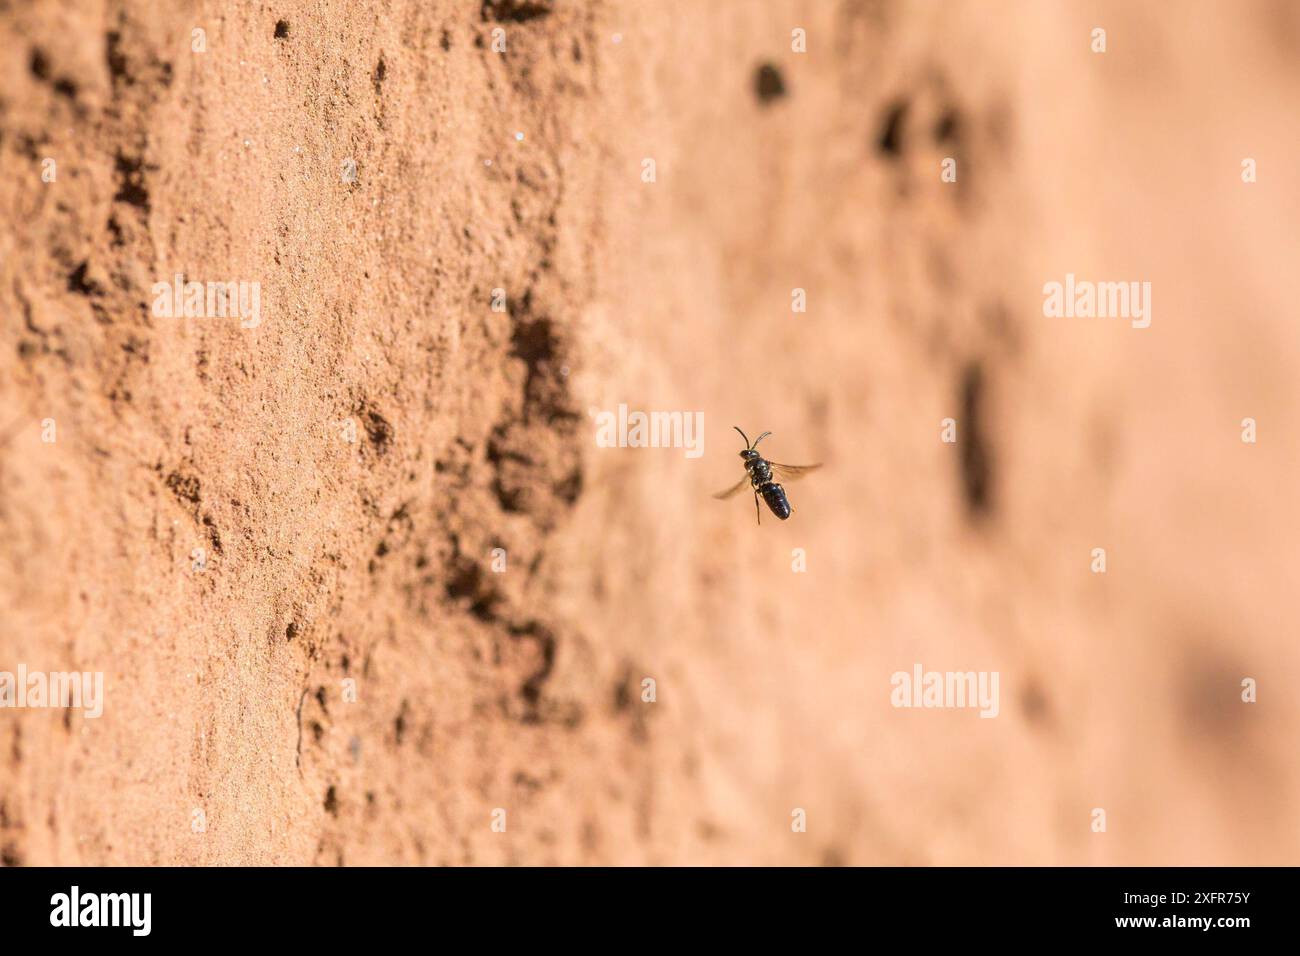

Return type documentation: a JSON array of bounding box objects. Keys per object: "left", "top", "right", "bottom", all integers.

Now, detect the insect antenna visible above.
[
  {"left": 733, "top": 426, "right": 751, "bottom": 449},
  {"left": 752, "top": 431, "right": 772, "bottom": 449}
]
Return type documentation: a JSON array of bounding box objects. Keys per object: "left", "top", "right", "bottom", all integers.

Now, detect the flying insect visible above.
[{"left": 714, "top": 426, "right": 821, "bottom": 524}]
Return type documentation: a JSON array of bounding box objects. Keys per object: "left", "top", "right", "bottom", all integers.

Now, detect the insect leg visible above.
[{"left": 754, "top": 491, "right": 761, "bottom": 525}]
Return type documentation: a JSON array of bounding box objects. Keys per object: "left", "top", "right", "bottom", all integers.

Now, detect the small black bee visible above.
[{"left": 714, "top": 426, "right": 822, "bottom": 524}]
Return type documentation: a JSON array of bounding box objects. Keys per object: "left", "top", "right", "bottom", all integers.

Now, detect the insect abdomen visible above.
[{"left": 759, "top": 482, "right": 791, "bottom": 520}]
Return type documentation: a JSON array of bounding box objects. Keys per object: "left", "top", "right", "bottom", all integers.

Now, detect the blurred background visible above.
[{"left": 2, "top": 0, "right": 1298, "bottom": 864}]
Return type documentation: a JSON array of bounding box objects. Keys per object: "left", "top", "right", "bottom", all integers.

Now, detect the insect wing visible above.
[
  {"left": 713, "top": 476, "right": 750, "bottom": 500},
  {"left": 769, "top": 462, "right": 822, "bottom": 482}
]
